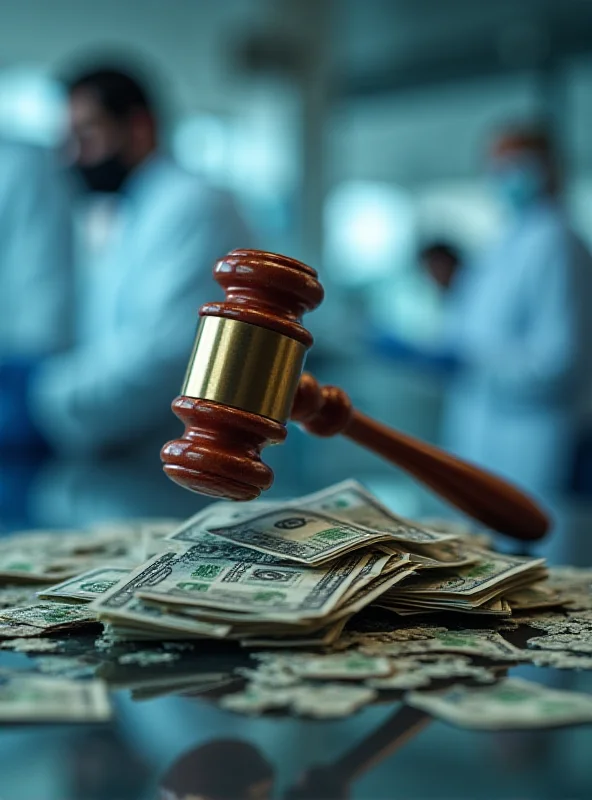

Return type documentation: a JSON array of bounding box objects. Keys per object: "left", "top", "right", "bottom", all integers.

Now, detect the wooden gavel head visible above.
[{"left": 161, "top": 249, "right": 326, "bottom": 500}]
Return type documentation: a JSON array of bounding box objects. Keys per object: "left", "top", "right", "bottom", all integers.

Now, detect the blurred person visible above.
[
  {"left": 0, "top": 63, "right": 250, "bottom": 456},
  {"left": 370, "top": 126, "right": 592, "bottom": 508},
  {"left": 443, "top": 125, "right": 592, "bottom": 500},
  {"left": 0, "top": 137, "right": 73, "bottom": 358},
  {"left": 0, "top": 136, "right": 74, "bottom": 457}
]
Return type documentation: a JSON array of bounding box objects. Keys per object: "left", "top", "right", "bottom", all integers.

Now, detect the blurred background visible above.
[
  {"left": 2, "top": 3, "right": 592, "bottom": 799},
  {"left": 2, "top": 0, "right": 592, "bottom": 538}
]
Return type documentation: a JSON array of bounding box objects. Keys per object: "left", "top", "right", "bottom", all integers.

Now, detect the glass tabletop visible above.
[
  {"left": 0, "top": 454, "right": 591, "bottom": 799},
  {"left": 0, "top": 628, "right": 590, "bottom": 799}
]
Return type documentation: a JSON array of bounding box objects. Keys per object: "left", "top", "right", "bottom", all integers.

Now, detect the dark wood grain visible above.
[{"left": 293, "top": 373, "right": 550, "bottom": 541}]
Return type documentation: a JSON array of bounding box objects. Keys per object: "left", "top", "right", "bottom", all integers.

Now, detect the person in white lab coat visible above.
[
  {"left": 0, "top": 66, "right": 250, "bottom": 455},
  {"left": 0, "top": 137, "right": 73, "bottom": 357},
  {"left": 0, "top": 138, "right": 74, "bottom": 454},
  {"left": 442, "top": 126, "right": 592, "bottom": 501}
]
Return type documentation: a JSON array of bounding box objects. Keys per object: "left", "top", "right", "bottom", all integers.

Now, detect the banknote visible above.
[
  {"left": 0, "top": 551, "right": 88, "bottom": 583},
  {"left": 172, "top": 504, "right": 391, "bottom": 566},
  {"left": 0, "top": 602, "right": 97, "bottom": 630},
  {"left": 0, "top": 585, "right": 45, "bottom": 609},
  {"left": 527, "top": 651, "right": 592, "bottom": 669},
  {"left": 327, "top": 565, "right": 418, "bottom": 622},
  {"left": 0, "top": 675, "right": 112, "bottom": 722},
  {"left": 166, "top": 527, "right": 295, "bottom": 563},
  {"left": 38, "top": 567, "right": 131, "bottom": 603},
  {"left": 0, "top": 621, "right": 45, "bottom": 639},
  {"left": 395, "top": 550, "right": 545, "bottom": 598},
  {"left": 288, "top": 652, "right": 393, "bottom": 680},
  {"left": 296, "top": 481, "right": 458, "bottom": 544},
  {"left": 134, "top": 547, "right": 371, "bottom": 618},
  {"left": 406, "top": 678, "right": 592, "bottom": 730},
  {"left": 0, "top": 637, "right": 63, "bottom": 653},
  {"left": 526, "top": 634, "right": 592, "bottom": 654},
  {"left": 338, "top": 552, "right": 402, "bottom": 605},
  {"left": 92, "top": 591, "right": 232, "bottom": 640},
  {"left": 359, "top": 629, "right": 526, "bottom": 661},
  {"left": 505, "top": 583, "right": 562, "bottom": 611},
  {"left": 221, "top": 681, "right": 377, "bottom": 718}
]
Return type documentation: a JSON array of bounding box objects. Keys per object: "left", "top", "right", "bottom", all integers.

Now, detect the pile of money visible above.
[
  {"left": 1, "top": 483, "right": 592, "bottom": 727},
  {"left": 82, "top": 480, "right": 548, "bottom": 645}
]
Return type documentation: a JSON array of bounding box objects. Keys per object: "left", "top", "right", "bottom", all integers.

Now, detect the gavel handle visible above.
[{"left": 292, "top": 374, "right": 550, "bottom": 541}]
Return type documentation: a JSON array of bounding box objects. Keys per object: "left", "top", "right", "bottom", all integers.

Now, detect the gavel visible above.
[{"left": 161, "top": 249, "right": 550, "bottom": 542}]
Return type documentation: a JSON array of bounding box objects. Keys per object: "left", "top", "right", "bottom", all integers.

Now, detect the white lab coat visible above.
[
  {"left": 29, "top": 155, "right": 251, "bottom": 454},
  {"left": 442, "top": 200, "right": 592, "bottom": 499},
  {"left": 0, "top": 139, "right": 73, "bottom": 356}
]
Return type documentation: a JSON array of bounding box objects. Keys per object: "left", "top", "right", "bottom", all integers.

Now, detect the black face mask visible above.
[{"left": 76, "top": 154, "right": 131, "bottom": 194}]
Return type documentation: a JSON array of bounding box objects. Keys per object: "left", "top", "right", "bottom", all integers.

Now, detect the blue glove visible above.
[
  {"left": 0, "top": 359, "right": 48, "bottom": 452},
  {"left": 368, "top": 330, "right": 460, "bottom": 375}
]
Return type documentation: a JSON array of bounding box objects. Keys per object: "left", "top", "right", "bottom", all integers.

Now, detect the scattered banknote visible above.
[
  {"left": 291, "top": 683, "right": 377, "bottom": 718},
  {"left": 221, "top": 681, "right": 376, "bottom": 718},
  {"left": 0, "top": 675, "right": 112, "bottom": 723},
  {"left": 0, "top": 603, "right": 97, "bottom": 631},
  {"left": 34, "top": 657, "right": 97, "bottom": 679},
  {"left": 527, "top": 634, "right": 592, "bottom": 654},
  {"left": 118, "top": 651, "right": 179, "bottom": 666},
  {"left": 38, "top": 567, "right": 131, "bottom": 603},
  {"left": 359, "top": 629, "right": 526, "bottom": 661},
  {"left": 0, "top": 585, "right": 47, "bottom": 609},
  {"left": 0, "top": 621, "right": 45, "bottom": 639},
  {"left": 527, "top": 651, "right": 592, "bottom": 669},
  {"left": 0, "top": 638, "right": 63, "bottom": 653},
  {"left": 285, "top": 652, "right": 393, "bottom": 680},
  {"left": 406, "top": 678, "right": 592, "bottom": 730},
  {"left": 545, "top": 566, "right": 592, "bottom": 611},
  {"left": 368, "top": 657, "right": 497, "bottom": 690}
]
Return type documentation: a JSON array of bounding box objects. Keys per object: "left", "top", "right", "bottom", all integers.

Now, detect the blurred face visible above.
[
  {"left": 488, "top": 144, "right": 550, "bottom": 213},
  {"left": 69, "top": 88, "right": 127, "bottom": 167},
  {"left": 69, "top": 88, "right": 134, "bottom": 193}
]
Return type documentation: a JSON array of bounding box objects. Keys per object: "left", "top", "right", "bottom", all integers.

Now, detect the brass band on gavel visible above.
[{"left": 181, "top": 317, "right": 306, "bottom": 423}]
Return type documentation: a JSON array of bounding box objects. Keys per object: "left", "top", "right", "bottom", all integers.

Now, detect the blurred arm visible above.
[{"left": 370, "top": 329, "right": 460, "bottom": 374}]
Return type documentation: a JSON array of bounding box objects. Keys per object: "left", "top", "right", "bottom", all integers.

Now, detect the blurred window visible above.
[
  {"left": 172, "top": 113, "right": 232, "bottom": 185},
  {"left": 0, "top": 66, "right": 66, "bottom": 147},
  {"left": 324, "top": 180, "right": 415, "bottom": 286}
]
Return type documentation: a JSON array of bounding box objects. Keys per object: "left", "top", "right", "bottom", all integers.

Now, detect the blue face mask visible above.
[{"left": 490, "top": 157, "right": 547, "bottom": 212}]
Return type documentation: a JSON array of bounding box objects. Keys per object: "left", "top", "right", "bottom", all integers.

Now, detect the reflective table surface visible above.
[{"left": 1, "top": 454, "right": 591, "bottom": 800}]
